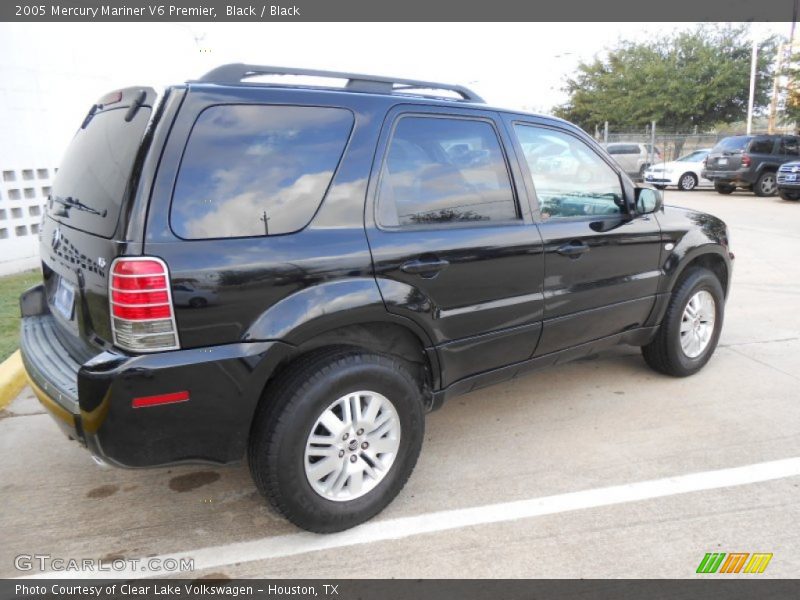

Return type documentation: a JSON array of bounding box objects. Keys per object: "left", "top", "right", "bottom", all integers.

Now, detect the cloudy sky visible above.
[{"left": 0, "top": 21, "right": 792, "bottom": 164}]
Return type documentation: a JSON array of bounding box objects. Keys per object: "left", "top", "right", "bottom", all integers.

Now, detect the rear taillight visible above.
[
  {"left": 109, "top": 257, "right": 179, "bottom": 353},
  {"left": 741, "top": 154, "right": 751, "bottom": 167}
]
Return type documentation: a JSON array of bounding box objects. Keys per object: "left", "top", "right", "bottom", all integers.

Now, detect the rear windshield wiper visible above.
[{"left": 52, "top": 195, "right": 108, "bottom": 218}]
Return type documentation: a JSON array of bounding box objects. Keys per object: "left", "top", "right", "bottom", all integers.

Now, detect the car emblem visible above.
[
  {"left": 98, "top": 257, "right": 107, "bottom": 269},
  {"left": 51, "top": 227, "right": 62, "bottom": 250}
]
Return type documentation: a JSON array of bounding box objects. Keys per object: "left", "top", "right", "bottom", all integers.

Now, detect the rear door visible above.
[
  {"left": 38, "top": 88, "right": 160, "bottom": 349},
  {"left": 507, "top": 119, "right": 662, "bottom": 356},
  {"left": 366, "top": 105, "right": 545, "bottom": 387}
]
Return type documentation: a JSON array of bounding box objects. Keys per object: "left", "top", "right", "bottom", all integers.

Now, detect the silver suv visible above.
[{"left": 605, "top": 142, "right": 663, "bottom": 179}]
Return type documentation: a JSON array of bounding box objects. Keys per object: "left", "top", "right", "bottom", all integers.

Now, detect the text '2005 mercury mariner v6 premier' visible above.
[{"left": 20, "top": 65, "right": 733, "bottom": 532}]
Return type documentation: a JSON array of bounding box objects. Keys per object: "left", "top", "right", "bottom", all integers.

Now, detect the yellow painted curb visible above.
[{"left": 0, "top": 350, "right": 27, "bottom": 410}]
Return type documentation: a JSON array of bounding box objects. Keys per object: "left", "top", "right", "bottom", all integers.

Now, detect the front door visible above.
[
  {"left": 509, "top": 121, "right": 663, "bottom": 356},
  {"left": 366, "top": 107, "right": 545, "bottom": 387}
]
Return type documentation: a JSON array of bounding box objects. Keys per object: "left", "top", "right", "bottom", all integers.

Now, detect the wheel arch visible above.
[{"left": 665, "top": 247, "right": 731, "bottom": 300}]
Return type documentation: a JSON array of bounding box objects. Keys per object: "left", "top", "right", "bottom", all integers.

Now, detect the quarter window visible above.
[
  {"left": 377, "top": 116, "right": 517, "bottom": 227},
  {"left": 171, "top": 105, "right": 353, "bottom": 239},
  {"left": 515, "top": 125, "right": 624, "bottom": 220}
]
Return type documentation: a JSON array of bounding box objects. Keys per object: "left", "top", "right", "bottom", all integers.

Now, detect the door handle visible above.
[
  {"left": 401, "top": 258, "right": 450, "bottom": 277},
  {"left": 556, "top": 241, "right": 590, "bottom": 258}
]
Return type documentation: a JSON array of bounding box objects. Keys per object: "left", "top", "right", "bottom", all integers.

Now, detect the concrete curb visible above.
[{"left": 0, "top": 350, "right": 26, "bottom": 411}]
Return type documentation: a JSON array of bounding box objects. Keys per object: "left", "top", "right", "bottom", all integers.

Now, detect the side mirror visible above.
[{"left": 635, "top": 186, "right": 663, "bottom": 214}]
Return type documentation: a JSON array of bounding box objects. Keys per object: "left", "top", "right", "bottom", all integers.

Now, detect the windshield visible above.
[
  {"left": 713, "top": 137, "right": 750, "bottom": 153},
  {"left": 677, "top": 150, "right": 709, "bottom": 162},
  {"left": 49, "top": 105, "right": 151, "bottom": 239}
]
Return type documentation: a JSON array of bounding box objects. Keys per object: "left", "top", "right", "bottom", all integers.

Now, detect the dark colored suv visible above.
[
  {"left": 19, "top": 65, "right": 734, "bottom": 532},
  {"left": 702, "top": 134, "right": 800, "bottom": 196}
]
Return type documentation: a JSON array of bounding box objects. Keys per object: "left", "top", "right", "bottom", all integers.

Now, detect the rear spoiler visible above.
[{"left": 81, "top": 87, "right": 156, "bottom": 129}]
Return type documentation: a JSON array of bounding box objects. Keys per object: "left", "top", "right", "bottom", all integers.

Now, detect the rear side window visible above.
[
  {"left": 377, "top": 116, "right": 517, "bottom": 227},
  {"left": 49, "top": 106, "right": 152, "bottom": 239},
  {"left": 171, "top": 105, "right": 353, "bottom": 239},
  {"left": 748, "top": 138, "right": 775, "bottom": 154}
]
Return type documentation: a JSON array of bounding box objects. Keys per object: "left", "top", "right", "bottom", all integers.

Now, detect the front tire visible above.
[
  {"left": 754, "top": 171, "right": 778, "bottom": 197},
  {"left": 678, "top": 172, "right": 698, "bottom": 191},
  {"left": 248, "top": 347, "right": 425, "bottom": 532},
  {"left": 778, "top": 189, "right": 800, "bottom": 201},
  {"left": 642, "top": 268, "right": 724, "bottom": 377}
]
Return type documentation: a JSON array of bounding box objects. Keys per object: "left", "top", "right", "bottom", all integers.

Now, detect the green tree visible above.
[{"left": 553, "top": 25, "right": 778, "bottom": 134}]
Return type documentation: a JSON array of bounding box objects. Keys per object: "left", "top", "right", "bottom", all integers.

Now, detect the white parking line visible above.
[{"left": 21, "top": 456, "right": 800, "bottom": 579}]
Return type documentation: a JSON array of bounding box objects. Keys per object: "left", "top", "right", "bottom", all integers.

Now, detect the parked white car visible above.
[{"left": 643, "top": 148, "right": 713, "bottom": 191}]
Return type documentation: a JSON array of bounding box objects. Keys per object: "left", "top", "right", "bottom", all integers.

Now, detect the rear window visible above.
[
  {"left": 713, "top": 137, "right": 751, "bottom": 153},
  {"left": 607, "top": 144, "right": 639, "bottom": 155},
  {"left": 171, "top": 105, "right": 354, "bottom": 239},
  {"left": 49, "top": 106, "right": 151, "bottom": 239}
]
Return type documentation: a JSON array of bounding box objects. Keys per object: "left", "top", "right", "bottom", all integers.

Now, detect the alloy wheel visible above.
[
  {"left": 304, "top": 391, "right": 401, "bottom": 502},
  {"left": 679, "top": 290, "right": 716, "bottom": 358}
]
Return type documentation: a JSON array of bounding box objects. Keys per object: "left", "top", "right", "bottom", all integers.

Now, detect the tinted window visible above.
[
  {"left": 748, "top": 138, "right": 775, "bottom": 154},
  {"left": 171, "top": 105, "right": 353, "bottom": 239},
  {"left": 677, "top": 150, "right": 709, "bottom": 162},
  {"left": 377, "top": 116, "right": 517, "bottom": 227},
  {"left": 607, "top": 144, "right": 639, "bottom": 155},
  {"left": 49, "top": 106, "right": 151, "bottom": 239},
  {"left": 516, "top": 125, "right": 623, "bottom": 220},
  {"left": 780, "top": 137, "right": 800, "bottom": 156}
]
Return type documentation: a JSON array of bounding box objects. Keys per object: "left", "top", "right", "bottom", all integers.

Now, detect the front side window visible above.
[
  {"left": 377, "top": 116, "right": 518, "bottom": 227},
  {"left": 515, "top": 124, "right": 624, "bottom": 220},
  {"left": 171, "top": 105, "right": 353, "bottom": 239}
]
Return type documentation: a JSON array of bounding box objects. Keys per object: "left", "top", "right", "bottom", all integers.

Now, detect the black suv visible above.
[
  {"left": 703, "top": 134, "right": 800, "bottom": 196},
  {"left": 19, "top": 65, "right": 733, "bottom": 532}
]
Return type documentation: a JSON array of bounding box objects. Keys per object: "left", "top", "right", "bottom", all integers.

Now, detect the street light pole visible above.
[{"left": 747, "top": 37, "right": 758, "bottom": 135}]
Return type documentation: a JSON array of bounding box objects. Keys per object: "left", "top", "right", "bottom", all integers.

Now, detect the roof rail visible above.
[{"left": 195, "top": 64, "right": 485, "bottom": 103}]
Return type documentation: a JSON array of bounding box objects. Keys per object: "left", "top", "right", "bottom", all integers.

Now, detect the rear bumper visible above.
[
  {"left": 702, "top": 169, "right": 755, "bottom": 185},
  {"left": 19, "top": 285, "right": 292, "bottom": 467}
]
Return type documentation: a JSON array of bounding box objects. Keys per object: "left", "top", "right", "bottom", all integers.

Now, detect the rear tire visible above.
[
  {"left": 642, "top": 268, "right": 724, "bottom": 377},
  {"left": 248, "top": 347, "right": 425, "bottom": 533},
  {"left": 754, "top": 171, "right": 778, "bottom": 197},
  {"left": 714, "top": 182, "right": 735, "bottom": 195}
]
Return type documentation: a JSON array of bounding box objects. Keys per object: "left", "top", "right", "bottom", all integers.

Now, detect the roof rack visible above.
[{"left": 195, "top": 64, "right": 485, "bottom": 103}]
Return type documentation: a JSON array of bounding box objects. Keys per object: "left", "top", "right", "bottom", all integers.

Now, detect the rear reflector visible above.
[
  {"left": 132, "top": 390, "right": 190, "bottom": 408},
  {"left": 109, "top": 257, "right": 180, "bottom": 353}
]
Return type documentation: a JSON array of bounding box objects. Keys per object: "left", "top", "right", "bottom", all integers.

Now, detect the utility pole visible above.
[
  {"left": 747, "top": 37, "right": 758, "bottom": 135},
  {"left": 650, "top": 120, "right": 656, "bottom": 166},
  {"left": 768, "top": 43, "right": 785, "bottom": 134},
  {"left": 260, "top": 211, "right": 270, "bottom": 235},
  {"left": 603, "top": 121, "right": 608, "bottom": 144}
]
